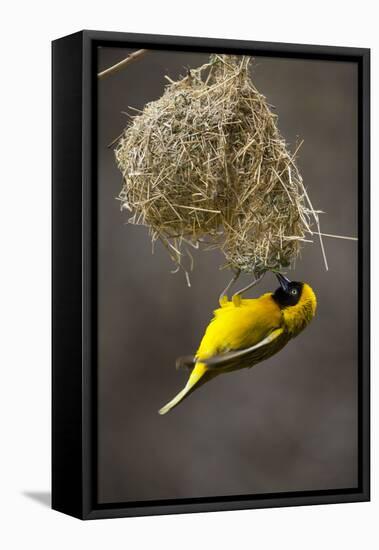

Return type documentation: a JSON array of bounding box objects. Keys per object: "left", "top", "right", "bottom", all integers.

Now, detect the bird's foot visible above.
[
  {"left": 232, "top": 294, "right": 242, "bottom": 307},
  {"left": 219, "top": 294, "right": 229, "bottom": 307}
]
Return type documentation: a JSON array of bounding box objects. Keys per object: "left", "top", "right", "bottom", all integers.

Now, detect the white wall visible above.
[{"left": 1, "top": 1, "right": 376, "bottom": 548}]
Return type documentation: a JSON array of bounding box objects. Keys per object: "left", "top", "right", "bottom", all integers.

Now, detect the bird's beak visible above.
[{"left": 275, "top": 272, "right": 291, "bottom": 291}]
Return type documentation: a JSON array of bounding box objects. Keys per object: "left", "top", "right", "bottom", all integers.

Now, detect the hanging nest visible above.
[{"left": 115, "top": 55, "right": 320, "bottom": 277}]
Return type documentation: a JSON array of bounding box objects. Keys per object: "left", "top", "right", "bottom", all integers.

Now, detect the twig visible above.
[
  {"left": 98, "top": 49, "right": 148, "bottom": 79},
  {"left": 107, "top": 132, "right": 124, "bottom": 149},
  {"left": 307, "top": 231, "right": 358, "bottom": 242},
  {"left": 302, "top": 183, "right": 329, "bottom": 271}
]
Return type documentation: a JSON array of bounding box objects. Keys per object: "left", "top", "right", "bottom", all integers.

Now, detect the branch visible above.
[{"left": 97, "top": 49, "right": 148, "bottom": 79}]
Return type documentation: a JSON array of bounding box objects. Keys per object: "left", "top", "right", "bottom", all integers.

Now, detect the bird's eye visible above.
[{"left": 290, "top": 288, "right": 298, "bottom": 296}]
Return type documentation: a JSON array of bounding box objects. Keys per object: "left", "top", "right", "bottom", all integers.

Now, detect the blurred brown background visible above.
[{"left": 97, "top": 47, "right": 358, "bottom": 503}]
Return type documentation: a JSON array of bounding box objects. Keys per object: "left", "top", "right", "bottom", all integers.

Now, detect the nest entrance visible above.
[{"left": 115, "top": 55, "right": 319, "bottom": 278}]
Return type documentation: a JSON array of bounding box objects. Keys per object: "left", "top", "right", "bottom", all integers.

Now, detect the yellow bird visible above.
[{"left": 159, "top": 273, "right": 317, "bottom": 415}]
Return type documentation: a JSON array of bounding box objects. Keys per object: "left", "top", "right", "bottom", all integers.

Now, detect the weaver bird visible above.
[{"left": 158, "top": 273, "right": 317, "bottom": 415}]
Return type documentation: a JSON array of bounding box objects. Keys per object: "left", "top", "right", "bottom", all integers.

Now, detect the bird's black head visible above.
[{"left": 272, "top": 273, "right": 303, "bottom": 308}]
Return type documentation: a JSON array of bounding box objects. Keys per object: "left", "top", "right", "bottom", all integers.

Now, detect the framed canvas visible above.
[{"left": 52, "top": 30, "right": 370, "bottom": 520}]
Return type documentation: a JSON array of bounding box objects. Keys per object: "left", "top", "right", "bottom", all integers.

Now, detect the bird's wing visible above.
[
  {"left": 175, "top": 354, "right": 196, "bottom": 370},
  {"left": 202, "top": 327, "right": 285, "bottom": 370}
]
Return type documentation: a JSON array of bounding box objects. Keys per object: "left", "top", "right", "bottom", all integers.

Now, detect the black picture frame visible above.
[{"left": 52, "top": 30, "right": 370, "bottom": 520}]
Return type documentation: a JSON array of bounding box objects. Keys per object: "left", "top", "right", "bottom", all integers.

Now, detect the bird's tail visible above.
[{"left": 158, "top": 363, "right": 207, "bottom": 415}]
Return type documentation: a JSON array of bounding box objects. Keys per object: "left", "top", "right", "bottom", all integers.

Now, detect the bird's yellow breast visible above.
[{"left": 196, "top": 293, "right": 282, "bottom": 360}]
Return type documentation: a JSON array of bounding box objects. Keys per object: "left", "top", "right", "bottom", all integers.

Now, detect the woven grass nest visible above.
[{"left": 115, "top": 54, "right": 320, "bottom": 279}]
